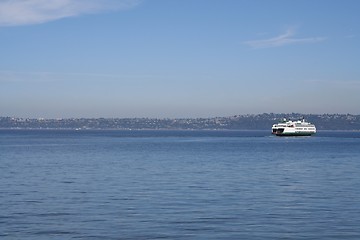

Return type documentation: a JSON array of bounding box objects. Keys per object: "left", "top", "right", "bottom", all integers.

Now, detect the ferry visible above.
[{"left": 272, "top": 117, "right": 316, "bottom": 136}]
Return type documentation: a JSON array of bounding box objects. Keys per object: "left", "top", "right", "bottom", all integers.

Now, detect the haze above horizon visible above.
[{"left": 1, "top": 0, "right": 359, "bottom": 118}]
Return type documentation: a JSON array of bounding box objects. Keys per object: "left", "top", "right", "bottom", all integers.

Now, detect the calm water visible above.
[{"left": 1, "top": 130, "right": 360, "bottom": 239}]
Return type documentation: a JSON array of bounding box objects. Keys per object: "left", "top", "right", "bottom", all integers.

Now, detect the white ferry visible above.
[{"left": 272, "top": 118, "right": 316, "bottom": 136}]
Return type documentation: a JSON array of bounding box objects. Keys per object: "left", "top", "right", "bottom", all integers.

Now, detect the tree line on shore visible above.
[{"left": 1, "top": 113, "right": 359, "bottom": 130}]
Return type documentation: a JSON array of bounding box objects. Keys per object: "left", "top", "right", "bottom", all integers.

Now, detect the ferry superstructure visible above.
[{"left": 272, "top": 118, "right": 316, "bottom": 136}]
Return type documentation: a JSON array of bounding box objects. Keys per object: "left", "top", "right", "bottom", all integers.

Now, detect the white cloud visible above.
[
  {"left": 0, "top": 0, "right": 141, "bottom": 26},
  {"left": 244, "top": 28, "right": 326, "bottom": 48}
]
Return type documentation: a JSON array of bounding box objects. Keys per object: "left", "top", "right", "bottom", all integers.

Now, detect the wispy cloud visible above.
[
  {"left": 244, "top": 29, "right": 326, "bottom": 49},
  {"left": 0, "top": 0, "right": 141, "bottom": 26},
  {"left": 305, "top": 78, "right": 360, "bottom": 88},
  {"left": 0, "top": 70, "right": 161, "bottom": 83},
  {"left": 0, "top": 70, "right": 69, "bottom": 82}
]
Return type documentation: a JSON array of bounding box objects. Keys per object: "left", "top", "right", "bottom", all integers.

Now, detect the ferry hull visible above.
[
  {"left": 275, "top": 132, "right": 314, "bottom": 137},
  {"left": 272, "top": 127, "right": 316, "bottom": 136}
]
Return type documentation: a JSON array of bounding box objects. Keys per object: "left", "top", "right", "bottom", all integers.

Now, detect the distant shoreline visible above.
[
  {"left": 1, "top": 113, "right": 360, "bottom": 131},
  {"left": 1, "top": 128, "right": 359, "bottom": 132}
]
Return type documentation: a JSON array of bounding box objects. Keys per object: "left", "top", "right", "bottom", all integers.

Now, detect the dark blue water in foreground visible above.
[{"left": 1, "top": 130, "right": 360, "bottom": 239}]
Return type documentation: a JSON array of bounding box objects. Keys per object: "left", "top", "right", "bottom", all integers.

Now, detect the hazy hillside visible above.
[{"left": 1, "top": 113, "right": 359, "bottom": 130}]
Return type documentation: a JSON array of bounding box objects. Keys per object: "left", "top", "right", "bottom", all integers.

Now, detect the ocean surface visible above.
[{"left": 1, "top": 130, "right": 360, "bottom": 239}]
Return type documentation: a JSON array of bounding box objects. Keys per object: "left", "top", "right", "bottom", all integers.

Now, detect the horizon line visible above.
[{"left": 1, "top": 113, "right": 359, "bottom": 120}]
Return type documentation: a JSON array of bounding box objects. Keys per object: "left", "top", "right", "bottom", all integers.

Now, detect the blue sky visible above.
[{"left": 1, "top": 0, "right": 359, "bottom": 118}]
